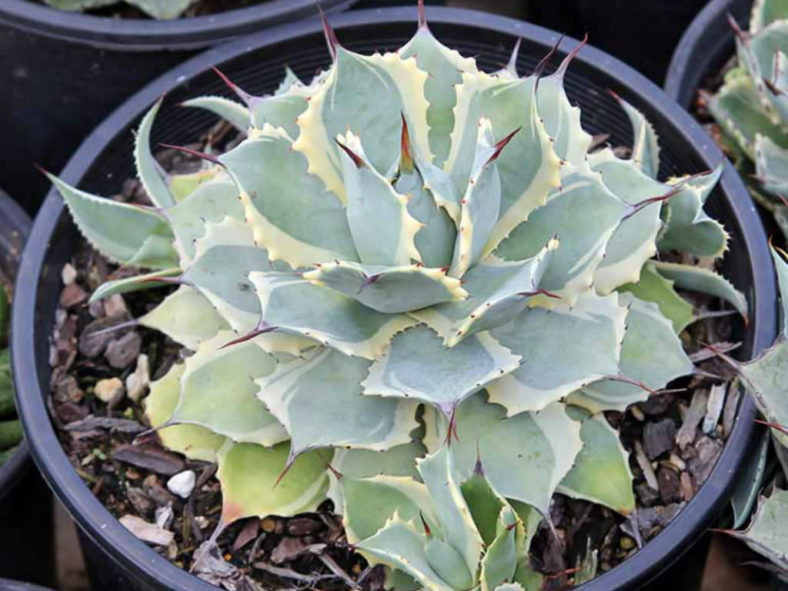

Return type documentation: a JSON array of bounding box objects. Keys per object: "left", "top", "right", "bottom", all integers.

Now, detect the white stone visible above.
[
  {"left": 61, "top": 263, "right": 77, "bottom": 286},
  {"left": 120, "top": 515, "right": 173, "bottom": 546},
  {"left": 167, "top": 470, "right": 196, "bottom": 499},
  {"left": 94, "top": 378, "right": 124, "bottom": 403},
  {"left": 155, "top": 504, "right": 174, "bottom": 530},
  {"left": 126, "top": 354, "right": 150, "bottom": 402}
]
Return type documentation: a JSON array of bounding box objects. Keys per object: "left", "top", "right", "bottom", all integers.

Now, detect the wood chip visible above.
[
  {"left": 64, "top": 415, "right": 145, "bottom": 434},
  {"left": 703, "top": 383, "right": 727, "bottom": 434},
  {"left": 232, "top": 519, "right": 260, "bottom": 552},
  {"left": 634, "top": 440, "right": 659, "bottom": 491},
  {"left": 112, "top": 444, "right": 185, "bottom": 475},
  {"left": 676, "top": 389, "right": 708, "bottom": 450},
  {"left": 120, "top": 514, "right": 174, "bottom": 546}
]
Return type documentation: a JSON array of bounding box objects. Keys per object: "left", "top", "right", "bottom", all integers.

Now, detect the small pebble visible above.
[
  {"left": 619, "top": 537, "right": 635, "bottom": 551},
  {"left": 61, "top": 263, "right": 78, "bottom": 285},
  {"left": 120, "top": 515, "right": 174, "bottom": 546},
  {"left": 630, "top": 406, "right": 645, "bottom": 422},
  {"left": 167, "top": 470, "right": 196, "bottom": 499},
  {"left": 59, "top": 283, "right": 87, "bottom": 308},
  {"left": 94, "top": 378, "right": 124, "bottom": 403},
  {"left": 642, "top": 419, "right": 677, "bottom": 460},
  {"left": 104, "top": 293, "right": 128, "bottom": 318},
  {"left": 261, "top": 517, "right": 277, "bottom": 533},
  {"left": 105, "top": 332, "right": 142, "bottom": 369},
  {"left": 126, "top": 354, "right": 150, "bottom": 402}
]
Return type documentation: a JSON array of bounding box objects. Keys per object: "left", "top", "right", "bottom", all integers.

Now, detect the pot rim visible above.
[
  {"left": 0, "top": 0, "right": 356, "bottom": 51},
  {"left": 12, "top": 6, "right": 778, "bottom": 591},
  {"left": 0, "top": 189, "right": 31, "bottom": 505}
]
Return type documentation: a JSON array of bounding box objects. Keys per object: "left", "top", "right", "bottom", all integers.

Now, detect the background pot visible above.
[
  {"left": 0, "top": 189, "right": 54, "bottom": 588},
  {"left": 0, "top": 0, "right": 357, "bottom": 216},
  {"left": 12, "top": 6, "right": 778, "bottom": 591},
  {"left": 664, "top": 0, "right": 751, "bottom": 106}
]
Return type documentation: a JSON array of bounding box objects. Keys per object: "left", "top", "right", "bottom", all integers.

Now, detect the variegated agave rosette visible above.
[
  {"left": 49, "top": 3, "right": 747, "bottom": 589},
  {"left": 707, "top": 0, "right": 788, "bottom": 239}
]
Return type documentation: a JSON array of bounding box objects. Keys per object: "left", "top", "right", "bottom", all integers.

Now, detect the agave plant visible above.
[
  {"left": 49, "top": 3, "right": 745, "bottom": 587},
  {"left": 707, "top": 0, "right": 788, "bottom": 239},
  {"left": 42, "top": 0, "right": 195, "bottom": 19}
]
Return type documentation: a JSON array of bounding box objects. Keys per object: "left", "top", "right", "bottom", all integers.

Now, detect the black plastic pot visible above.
[
  {"left": 0, "top": 0, "right": 357, "bottom": 215},
  {"left": 0, "top": 580, "right": 54, "bottom": 591},
  {"left": 665, "top": 0, "right": 751, "bottom": 107},
  {"left": 0, "top": 191, "right": 54, "bottom": 588},
  {"left": 11, "top": 6, "right": 778, "bottom": 591},
  {"left": 526, "top": 0, "right": 709, "bottom": 84}
]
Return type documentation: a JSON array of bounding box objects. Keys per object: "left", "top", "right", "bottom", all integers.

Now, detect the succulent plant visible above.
[
  {"left": 49, "top": 3, "right": 743, "bottom": 587},
  {"left": 42, "top": 0, "right": 195, "bottom": 19},
  {"left": 707, "top": 0, "right": 788, "bottom": 239}
]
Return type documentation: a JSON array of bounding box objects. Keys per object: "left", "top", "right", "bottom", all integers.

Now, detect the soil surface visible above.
[
  {"left": 48, "top": 121, "right": 742, "bottom": 589},
  {"left": 36, "top": 0, "right": 268, "bottom": 19}
]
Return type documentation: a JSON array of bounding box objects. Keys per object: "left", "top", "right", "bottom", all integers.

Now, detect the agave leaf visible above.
[
  {"left": 356, "top": 518, "right": 454, "bottom": 591},
  {"left": 755, "top": 134, "right": 788, "bottom": 195},
  {"left": 337, "top": 131, "right": 422, "bottom": 266},
  {"left": 48, "top": 173, "right": 177, "bottom": 269},
  {"left": 362, "top": 325, "right": 521, "bottom": 417},
  {"left": 740, "top": 339, "right": 788, "bottom": 449},
  {"left": 166, "top": 332, "right": 288, "bottom": 446},
  {"left": 496, "top": 170, "right": 627, "bottom": 304},
  {"left": 183, "top": 218, "right": 279, "bottom": 333},
  {"left": 341, "top": 475, "right": 438, "bottom": 546},
  {"left": 614, "top": 95, "right": 660, "bottom": 179},
  {"left": 43, "top": 0, "right": 117, "bottom": 10},
  {"left": 774, "top": 246, "right": 788, "bottom": 335},
  {"left": 256, "top": 347, "right": 419, "bottom": 457},
  {"left": 732, "top": 430, "right": 771, "bottom": 528},
  {"left": 166, "top": 175, "right": 244, "bottom": 264},
  {"left": 417, "top": 446, "right": 484, "bottom": 575},
  {"left": 744, "top": 21, "right": 788, "bottom": 120},
  {"left": 400, "top": 22, "right": 477, "bottom": 166},
  {"left": 303, "top": 261, "right": 466, "bottom": 314},
  {"left": 182, "top": 96, "right": 251, "bottom": 132},
  {"left": 250, "top": 272, "right": 416, "bottom": 360},
  {"left": 217, "top": 440, "right": 329, "bottom": 524},
  {"left": 652, "top": 261, "right": 749, "bottom": 319},
  {"left": 658, "top": 167, "right": 729, "bottom": 258},
  {"left": 570, "top": 294, "right": 694, "bottom": 412},
  {"left": 708, "top": 70, "right": 788, "bottom": 159},
  {"left": 275, "top": 67, "right": 303, "bottom": 95},
  {"left": 727, "top": 490, "right": 788, "bottom": 572},
  {"left": 446, "top": 75, "right": 561, "bottom": 256},
  {"left": 126, "top": 0, "right": 195, "bottom": 19},
  {"left": 494, "top": 585, "right": 526, "bottom": 591},
  {"left": 220, "top": 130, "right": 359, "bottom": 268},
  {"left": 619, "top": 262, "right": 696, "bottom": 334},
  {"left": 396, "top": 140, "right": 458, "bottom": 267},
  {"left": 586, "top": 151, "right": 666, "bottom": 294},
  {"left": 461, "top": 467, "right": 507, "bottom": 547},
  {"left": 449, "top": 119, "right": 504, "bottom": 276},
  {"left": 139, "top": 286, "right": 230, "bottom": 350},
  {"left": 134, "top": 100, "right": 176, "bottom": 208},
  {"left": 487, "top": 292, "right": 627, "bottom": 415},
  {"left": 418, "top": 155, "right": 463, "bottom": 225},
  {"left": 536, "top": 52, "right": 593, "bottom": 171},
  {"left": 412, "top": 243, "right": 556, "bottom": 346},
  {"left": 144, "top": 363, "right": 225, "bottom": 463},
  {"left": 89, "top": 267, "right": 180, "bottom": 303},
  {"left": 248, "top": 91, "right": 310, "bottom": 139},
  {"left": 751, "top": 0, "right": 788, "bottom": 33},
  {"left": 480, "top": 508, "right": 519, "bottom": 591},
  {"left": 424, "top": 393, "right": 582, "bottom": 514},
  {"left": 558, "top": 410, "right": 635, "bottom": 514},
  {"left": 293, "top": 48, "right": 431, "bottom": 203}
]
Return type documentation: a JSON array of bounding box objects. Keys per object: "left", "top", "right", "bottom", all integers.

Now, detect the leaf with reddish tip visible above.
[
  {"left": 609, "top": 94, "right": 661, "bottom": 179},
  {"left": 362, "top": 324, "right": 521, "bottom": 417},
  {"left": 725, "top": 490, "right": 788, "bottom": 573},
  {"left": 250, "top": 272, "right": 416, "bottom": 360},
  {"left": 303, "top": 260, "right": 466, "bottom": 314},
  {"left": 487, "top": 292, "right": 627, "bottom": 415},
  {"left": 182, "top": 96, "right": 251, "bottom": 132},
  {"left": 134, "top": 100, "right": 176, "bottom": 208},
  {"left": 47, "top": 173, "right": 177, "bottom": 269},
  {"left": 217, "top": 440, "right": 329, "bottom": 525},
  {"left": 256, "top": 347, "right": 419, "bottom": 458},
  {"left": 89, "top": 267, "right": 180, "bottom": 304},
  {"left": 569, "top": 294, "right": 694, "bottom": 413}
]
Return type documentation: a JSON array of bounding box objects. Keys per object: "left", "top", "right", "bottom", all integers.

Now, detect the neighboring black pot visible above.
[
  {"left": 0, "top": 0, "right": 356, "bottom": 215},
  {"left": 11, "top": 6, "right": 778, "bottom": 591},
  {"left": 0, "top": 191, "right": 54, "bottom": 588},
  {"left": 527, "top": 0, "right": 709, "bottom": 83},
  {"left": 664, "top": 0, "right": 751, "bottom": 107},
  {"left": 0, "top": 580, "right": 54, "bottom": 591}
]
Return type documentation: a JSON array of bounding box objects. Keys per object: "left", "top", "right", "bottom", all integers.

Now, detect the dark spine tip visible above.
[
  {"left": 754, "top": 419, "right": 788, "bottom": 435},
  {"left": 34, "top": 163, "right": 50, "bottom": 176},
  {"left": 318, "top": 5, "right": 340, "bottom": 61},
  {"left": 159, "top": 143, "right": 223, "bottom": 166},
  {"left": 726, "top": 13, "right": 745, "bottom": 38},
  {"left": 533, "top": 34, "right": 564, "bottom": 77},
  {"left": 211, "top": 66, "right": 253, "bottom": 105},
  {"left": 400, "top": 113, "right": 415, "bottom": 173},
  {"left": 485, "top": 127, "right": 521, "bottom": 167},
  {"left": 335, "top": 138, "right": 365, "bottom": 169},
  {"left": 419, "top": 512, "right": 432, "bottom": 537},
  {"left": 556, "top": 33, "right": 588, "bottom": 76},
  {"left": 139, "top": 275, "right": 183, "bottom": 286},
  {"left": 607, "top": 88, "right": 622, "bottom": 102},
  {"left": 624, "top": 186, "right": 682, "bottom": 220},
  {"left": 473, "top": 440, "right": 484, "bottom": 476},
  {"left": 220, "top": 320, "right": 277, "bottom": 349},
  {"left": 417, "top": 0, "right": 428, "bottom": 30}
]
